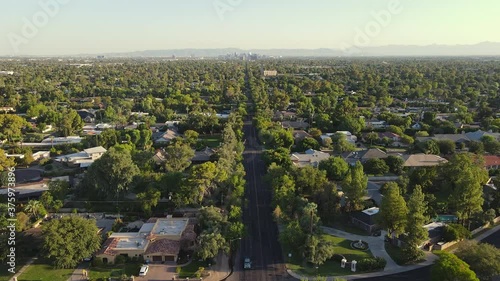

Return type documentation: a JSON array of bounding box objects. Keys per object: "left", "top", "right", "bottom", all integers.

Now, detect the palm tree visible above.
[{"left": 24, "top": 200, "right": 42, "bottom": 218}]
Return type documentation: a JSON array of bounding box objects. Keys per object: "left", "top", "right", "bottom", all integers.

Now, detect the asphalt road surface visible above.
[{"left": 226, "top": 119, "right": 292, "bottom": 281}]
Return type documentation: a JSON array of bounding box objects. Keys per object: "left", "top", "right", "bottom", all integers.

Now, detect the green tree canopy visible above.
[
  {"left": 379, "top": 183, "right": 408, "bottom": 236},
  {"left": 431, "top": 252, "right": 479, "bottom": 281},
  {"left": 43, "top": 216, "right": 102, "bottom": 268}
]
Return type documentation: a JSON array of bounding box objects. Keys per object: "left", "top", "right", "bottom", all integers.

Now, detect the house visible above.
[
  {"left": 293, "top": 130, "right": 312, "bottom": 143},
  {"left": 96, "top": 217, "right": 196, "bottom": 264},
  {"left": 484, "top": 155, "right": 500, "bottom": 170},
  {"left": 281, "top": 121, "right": 309, "bottom": 130},
  {"left": 191, "top": 147, "right": 216, "bottom": 163},
  {"left": 290, "top": 149, "right": 330, "bottom": 168},
  {"left": 342, "top": 148, "right": 388, "bottom": 165},
  {"left": 416, "top": 133, "right": 470, "bottom": 146},
  {"left": 54, "top": 146, "right": 107, "bottom": 168},
  {"left": 153, "top": 129, "right": 179, "bottom": 144},
  {"left": 274, "top": 110, "right": 297, "bottom": 121},
  {"left": 465, "top": 130, "right": 500, "bottom": 142},
  {"left": 32, "top": 151, "right": 50, "bottom": 161},
  {"left": 350, "top": 207, "right": 380, "bottom": 234},
  {"left": 77, "top": 109, "right": 96, "bottom": 123},
  {"left": 377, "top": 132, "right": 401, "bottom": 142},
  {"left": 402, "top": 154, "right": 448, "bottom": 167},
  {"left": 365, "top": 119, "right": 387, "bottom": 129},
  {"left": 335, "top": 131, "right": 357, "bottom": 144},
  {"left": 411, "top": 123, "right": 422, "bottom": 130},
  {"left": 0, "top": 107, "right": 15, "bottom": 113},
  {"left": 41, "top": 136, "right": 82, "bottom": 144}
]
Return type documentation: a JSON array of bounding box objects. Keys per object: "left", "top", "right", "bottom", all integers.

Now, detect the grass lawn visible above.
[
  {"left": 285, "top": 235, "right": 373, "bottom": 277},
  {"left": 88, "top": 263, "right": 141, "bottom": 279},
  {"left": 0, "top": 258, "right": 29, "bottom": 281},
  {"left": 328, "top": 214, "right": 370, "bottom": 236},
  {"left": 197, "top": 135, "right": 222, "bottom": 148},
  {"left": 178, "top": 260, "right": 208, "bottom": 278},
  {"left": 17, "top": 260, "right": 74, "bottom": 281}
]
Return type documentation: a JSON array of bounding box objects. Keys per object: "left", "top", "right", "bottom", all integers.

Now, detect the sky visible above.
[{"left": 1, "top": 0, "right": 499, "bottom": 56}]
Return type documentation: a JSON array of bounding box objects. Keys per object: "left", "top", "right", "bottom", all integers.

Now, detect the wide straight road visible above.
[{"left": 226, "top": 119, "right": 292, "bottom": 281}]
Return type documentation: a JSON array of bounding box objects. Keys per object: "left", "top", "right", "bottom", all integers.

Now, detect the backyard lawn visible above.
[
  {"left": 178, "top": 260, "right": 208, "bottom": 278},
  {"left": 17, "top": 260, "right": 74, "bottom": 281},
  {"left": 88, "top": 263, "right": 141, "bottom": 279},
  {"left": 285, "top": 235, "right": 373, "bottom": 276},
  {"left": 197, "top": 135, "right": 222, "bottom": 148}
]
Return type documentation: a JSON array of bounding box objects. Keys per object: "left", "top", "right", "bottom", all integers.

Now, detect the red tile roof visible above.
[
  {"left": 484, "top": 155, "right": 500, "bottom": 167},
  {"left": 145, "top": 238, "right": 180, "bottom": 255},
  {"left": 97, "top": 238, "right": 119, "bottom": 256}
]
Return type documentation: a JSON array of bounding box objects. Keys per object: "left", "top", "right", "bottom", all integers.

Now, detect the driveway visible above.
[{"left": 134, "top": 264, "right": 177, "bottom": 281}]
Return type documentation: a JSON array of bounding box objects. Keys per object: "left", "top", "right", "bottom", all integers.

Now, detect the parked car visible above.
[
  {"left": 139, "top": 265, "right": 149, "bottom": 276},
  {"left": 83, "top": 256, "right": 93, "bottom": 262},
  {"left": 243, "top": 257, "right": 252, "bottom": 269}
]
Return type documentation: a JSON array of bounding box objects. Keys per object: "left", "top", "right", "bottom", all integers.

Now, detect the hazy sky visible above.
[{"left": 1, "top": 0, "right": 499, "bottom": 55}]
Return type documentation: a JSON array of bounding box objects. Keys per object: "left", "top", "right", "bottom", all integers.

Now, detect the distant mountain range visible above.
[{"left": 85, "top": 42, "right": 500, "bottom": 58}]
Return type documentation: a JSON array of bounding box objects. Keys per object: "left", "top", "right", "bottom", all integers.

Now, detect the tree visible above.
[
  {"left": 24, "top": 200, "right": 43, "bottom": 219},
  {"left": 183, "top": 130, "right": 199, "bottom": 147},
  {"left": 431, "top": 251, "right": 479, "bottom": 281},
  {"left": 379, "top": 183, "right": 408, "bottom": 237},
  {"left": 304, "top": 234, "right": 335, "bottom": 266},
  {"left": 403, "top": 185, "right": 428, "bottom": 262},
  {"left": 56, "top": 109, "right": 83, "bottom": 137},
  {"left": 279, "top": 220, "right": 306, "bottom": 256},
  {"left": 163, "top": 142, "right": 194, "bottom": 173},
  {"left": 43, "top": 216, "right": 102, "bottom": 268},
  {"left": 0, "top": 114, "right": 26, "bottom": 141},
  {"left": 197, "top": 232, "right": 227, "bottom": 260},
  {"left": 185, "top": 162, "right": 217, "bottom": 204},
  {"left": 363, "top": 158, "right": 389, "bottom": 175},
  {"left": 297, "top": 137, "right": 320, "bottom": 151},
  {"left": 481, "top": 135, "right": 500, "bottom": 154},
  {"left": 137, "top": 187, "right": 161, "bottom": 216},
  {"left": 332, "top": 133, "right": 356, "bottom": 153},
  {"left": 437, "top": 140, "right": 456, "bottom": 155},
  {"left": 48, "top": 180, "right": 70, "bottom": 200},
  {"left": 423, "top": 140, "right": 440, "bottom": 154},
  {"left": 364, "top": 132, "right": 379, "bottom": 145},
  {"left": 467, "top": 141, "right": 484, "bottom": 154},
  {"left": 384, "top": 155, "right": 405, "bottom": 175},
  {"left": 294, "top": 165, "right": 329, "bottom": 195},
  {"left": 455, "top": 241, "right": 500, "bottom": 281},
  {"left": 16, "top": 212, "right": 30, "bottom": 232},
  {"left": 0, "top": 149, "right": 15, "bottom": 171},
  {"left": 80, "top": 148, "right": 140, "bottom": 200},
  {"left": 442, "top": 224, "right": 471, "bottom": 242},
  {"left": 262, "top": 147, "right": 292, "bottom": 168},
  {"left": 442, "top": 154, "right": 488, "bottom": 224},
  {"left": 342, "top": 161, "right": 368, "bottom": 211},
  {"left": 318, "top": 157, "right": 349, "bottom": 181}
]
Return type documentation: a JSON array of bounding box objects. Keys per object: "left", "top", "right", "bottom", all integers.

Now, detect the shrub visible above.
[
  {"left": 44, "top": 164, "right": 54, "bottom": 171},
  {"left": 357, "top": 257, "right": 387, "bottom": 271},
  {"left": 443, "top": 224, "right": 471, "bottom": 242},
  {"left": 115, "top": 255, "right": 128, "bottom": 264},
  {"left": 91, "top": 258, "right": 104, "bottom": 267},
  {"left": 39, "top": 158, "right": 52, "bottom": 166}
]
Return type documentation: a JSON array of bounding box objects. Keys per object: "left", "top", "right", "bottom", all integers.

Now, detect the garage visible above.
[
  {"left": 164, "top": 255, "right": 175, "bottom": 262},
  {"left": 152, "top": 256, "right": 163, "bottom": 262}
]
